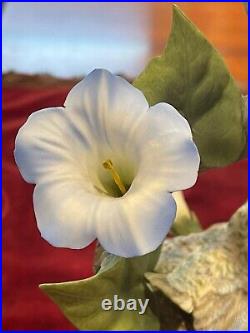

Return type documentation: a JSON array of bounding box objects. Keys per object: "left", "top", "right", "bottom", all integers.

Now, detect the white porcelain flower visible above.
[{"left": 14, "top": 69, "right": 200, "bottom": 258}]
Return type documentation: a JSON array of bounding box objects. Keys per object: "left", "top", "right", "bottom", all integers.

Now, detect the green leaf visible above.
[
  {"left": 133, "top": 5, "right": 246, "bottom": 169},
  {"left": 40, "top": 248, "right": 160, "bottom": 330}
]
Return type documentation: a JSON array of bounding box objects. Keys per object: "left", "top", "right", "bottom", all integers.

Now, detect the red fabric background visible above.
[{"left": 2, "top": 86, "right": 248, "bottom": 330}]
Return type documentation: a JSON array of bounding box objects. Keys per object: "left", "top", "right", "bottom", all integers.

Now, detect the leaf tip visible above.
[
  {"left": 39, "top": 283, "right": 52, "bottom": 294},
  {"left": 172, "top": 4, "right": 193, "bottom": 28},
  {"left": 172, "top": 4, "right": 183, "bottom": 17}
]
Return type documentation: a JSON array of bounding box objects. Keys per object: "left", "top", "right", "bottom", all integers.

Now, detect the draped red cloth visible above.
[{"left": 2, "top": 85, "right": 248, "bottom": 330}]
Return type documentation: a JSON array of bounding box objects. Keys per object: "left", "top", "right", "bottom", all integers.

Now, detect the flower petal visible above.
[
  {"left": 64, "top": 69, "right": 149, "bottom": 157},
  {"left": 14, "top": 107, "right": 93, "bottom": 187},
  {"left": 14, "top": 106, "right": 107, "bottom": 196},
  {"left": 33, "top": 181, "right": 97, "bottom": 249},
  {"left": 96, "top": 187, "right": 176, "bottom": 257},
  {"left": 132, "top": 103, "right": 200, "bottom": 192},
  {"left": 138, "top": 102, "right": 193, "bottom": 142}
]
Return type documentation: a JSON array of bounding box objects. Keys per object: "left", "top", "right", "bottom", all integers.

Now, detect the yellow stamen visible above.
[{"left": 102, "top": 159, "right": 126, "bottom": 195}]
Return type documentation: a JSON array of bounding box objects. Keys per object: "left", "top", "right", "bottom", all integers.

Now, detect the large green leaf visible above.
[
  {"left": 133, "top": 5, "right": 246, "bottom": 169},
  {"left": 40, "top": 249, "right": 160, "bottom": 330}
]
